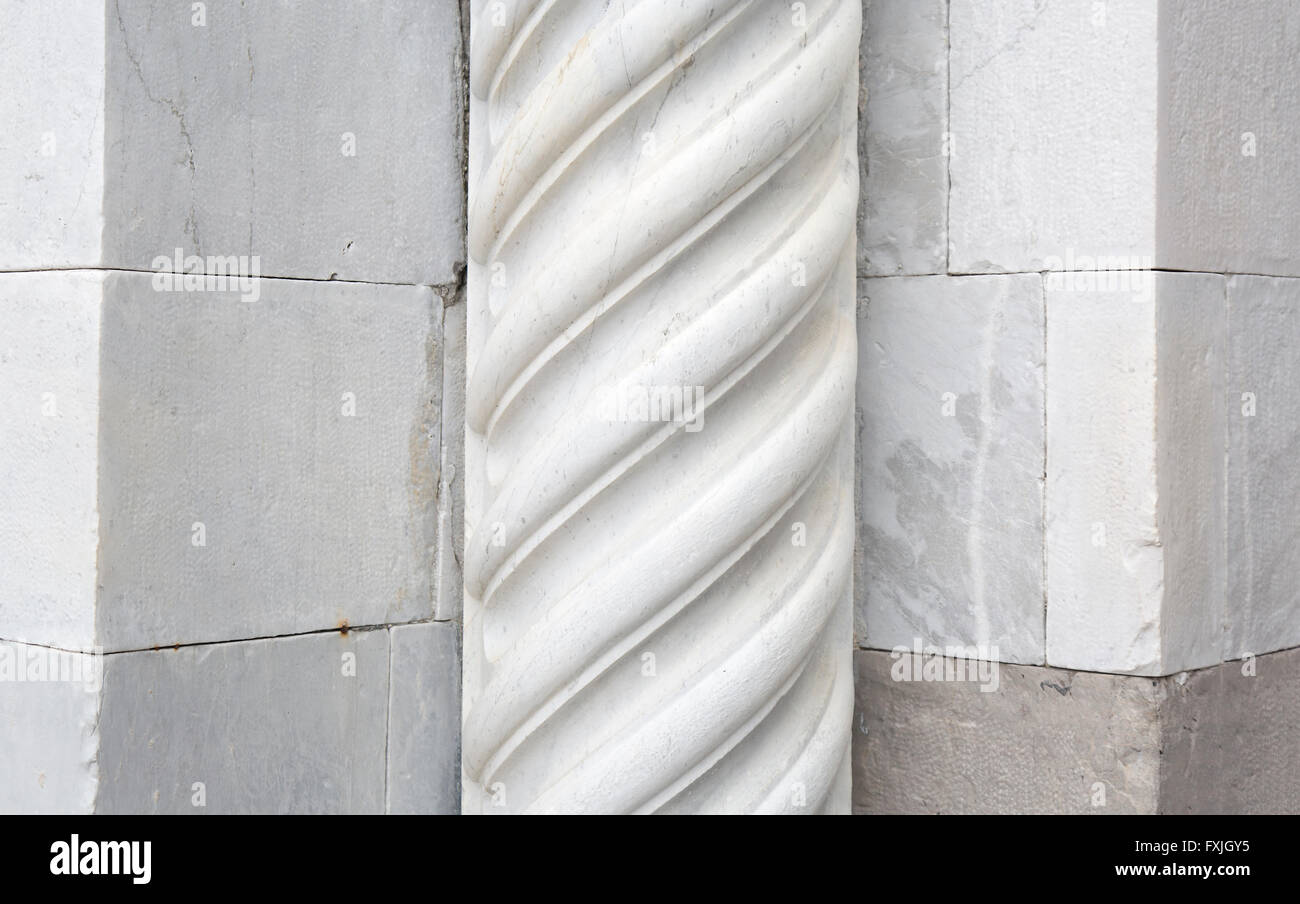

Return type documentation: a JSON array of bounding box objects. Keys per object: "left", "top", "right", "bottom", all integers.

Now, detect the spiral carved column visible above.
[{"left": 463, "top": 0, "right": 859, "bottom": 814}]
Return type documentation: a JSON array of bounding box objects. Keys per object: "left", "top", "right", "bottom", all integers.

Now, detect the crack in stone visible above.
[{"left": 113, "top": 0, "right": 202, "bottom": 253}]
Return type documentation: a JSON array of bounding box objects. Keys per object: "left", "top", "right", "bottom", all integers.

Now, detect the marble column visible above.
[{"left": 463, "top": 0, "right": 861, "bottom": 814}]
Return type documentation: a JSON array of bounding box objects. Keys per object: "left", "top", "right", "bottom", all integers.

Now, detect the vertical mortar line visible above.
[
  {"left": 1040, "top": 270, "right": 1048, "bottom": 665},
  {"left": 457, "top": 0, "right": 470, "bottom": 281},
  {"left": 944, "top": 0, "right": 952, "bottom": 275},
  {"left": 456, "top": 0, "right": 470, "bottom": 814},
  {"left": 383, "top": 625, "right": 393, "bottom": 814},
  {"left": 1221, "top": 273, "right": 1230, "bottom": 660}
]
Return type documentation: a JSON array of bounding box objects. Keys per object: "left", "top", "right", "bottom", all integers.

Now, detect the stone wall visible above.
[
  {"left": 1, "top": 0, "right": 465, "bottom": 814},
  {"left": 4, "top": 0, "right": 1298, "bottom": 815},
  {"left": 853, "top": 0, "right": 1300, "bottom": 813}
]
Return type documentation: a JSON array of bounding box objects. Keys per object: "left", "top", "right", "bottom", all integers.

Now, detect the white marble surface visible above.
[
  {"left": 464, "top": 0, "right": 860, "bottom": 814},
  {"left": 948, "top": 0, "right": 1159, "bottom": 273},
  {"left": 857, "top": 273, "right": 1045, "bottom": 664},
  {"left": 0, "top": 1, "right": 106, "bottom": 268},
  {"left": 1046, "top": 273, "right": 1225, "bottom": 675},
  {"left": 0, "top": 272, "right": 104, "bottom": 651}
]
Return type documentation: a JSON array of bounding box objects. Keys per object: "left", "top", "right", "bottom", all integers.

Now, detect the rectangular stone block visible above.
[
  {"left": 96, "top": 272, "right": 440, "bottom": 650},
  {"left": 103, "top": 0, "right": 464, "bottom": 284},
  {"left": 852, "top": 649, "right": 1162, "bottom": 814},
  {"left": 0, "top": 640, "right": 101, "bottom": 814},
  {"left": 1226, "top": 275, "right": 1300, "bottom": 660},
  {"left": 1, "top": 0, "right": 463, "bottom": 281},
  {"left": 386, "top": 622, "right": 460, "bottom": 814},
  {"left": 857, "top": 273, "right": 1044, "bottom": 664},
  {"left": 0, "top": 0, "right": 106, "bottom": 268},
  {"left": 855, "top": 645, "right": 1300, "bottom": 814},
  {"left": 1046, "top": 272, "right": 1225, "bottom": 675},
  {"left": 1157, "top": 1, "right": 1300, "bottom": 277},
  {"left": 96, "top": 630, "right": 388, "bottom": 814},
  {"left": 858, "top": 0, "right": 947, "bottom": 276},
  {"left": 0, "top": 272, "right": 103, "bottom": 650},
  {"left": 2, "top": 271, "right": 441, "bottom": 652},
  {"left": 1160, "top": 647, "right": 1300, "bottom": 814},
  {"left": 948, "top": 0, "right": 1158, "bottom": 273}
]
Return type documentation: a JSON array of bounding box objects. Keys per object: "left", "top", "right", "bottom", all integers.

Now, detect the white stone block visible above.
[
  {"left": 96, "top": 630, "right": 388, "bottom": 813},
  {"left": 1046, "top": 272, "right": 1225, "bottom": 675},
  {"left": 1226, "top": 275, "right": 1300, "bottom": 660},
  {"left": 859, "top": 0, "right": 948, "bottom": 276},
  {"left": 948, "top": 0, "right": 1159, "bottom": 273},
  {"left": 0, "top": 1, "right": 106, "bottom": 268},
  {"left": 858, "top": 273, "right": 1044, "bottom": 664},
  {"left": 0, "top": 272, "right": 103, "bottom": 650},
  {"left": 0, "top": 641, "right": 101, "bottom": 814},
  {"left": 1158, "top": 1, "right": 1300, "bottom": 277}
]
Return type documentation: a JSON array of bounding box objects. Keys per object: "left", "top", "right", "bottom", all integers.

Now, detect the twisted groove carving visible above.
[{"left": 464, "top": 0, "right": 859, "bottom": 814}]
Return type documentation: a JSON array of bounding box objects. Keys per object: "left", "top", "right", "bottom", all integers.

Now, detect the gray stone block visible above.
[
  {"left": 3, "top": 270, "right": 442, "bottom": 652},
  {"left": 386, "top": 622, "right": 460, "bottom": 814},
  {"left": 96, "top": 630, "right": 389, "bottom": 814},
  {"left": 2, "top": 1, "right": 464, "bottom": 281},
  {"left": 96, "top": 271, "right": 440, "bottom": 649},
  {"left": 98, "top": 0, "right": 463, "bottom": 284},
  {"left": 857, "top": 273, "right": 1044, "bottom": 664},
  {"left": 853, "top": 648, "right": 1162, "bottom": 814},
  {"left": 1157, "top": 1, "right": 1300, "bottom": 277},
  {"left": 1, "top": 0, "right": 462, "bottom": 283},
  {"left": 858, "top": 0, "right": 948, "bottom": 276},
  {"left": 1160, "top": 647, "right": 1300, "bottom": 814},
  {"left": 1226, "top": 275, "right": 1300, "bottom": 661},
  {"left": 854, "top": 645, "right": 1300, "bottom": 814}
]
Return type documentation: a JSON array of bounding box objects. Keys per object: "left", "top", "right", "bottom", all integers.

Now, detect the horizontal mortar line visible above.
[
  {"left": 0, "top": 616, "right": 460, "bottom": 657},
  {"left": 1146, "top": 266, "right": 1300, "bottom": 280},
  {"left": 854, "top": 641, "right": 1300, "bottom": 680},
  {"left": 0, "top": 264, "right": 462, "bottom": 292},
  {"left": 858, "top": 267, "right": 1300, "bottom": 281}
]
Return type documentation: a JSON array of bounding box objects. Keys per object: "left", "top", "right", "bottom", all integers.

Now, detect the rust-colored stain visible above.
[{"left": 338, "top": 619, "right": 350, "bottom": 636}]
